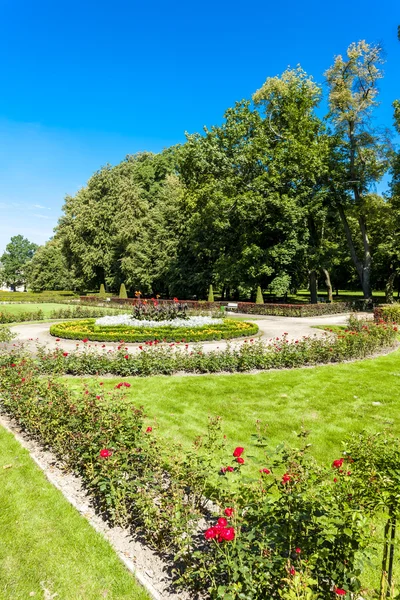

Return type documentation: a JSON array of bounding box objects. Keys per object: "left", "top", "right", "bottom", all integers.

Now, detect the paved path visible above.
[{"left": 7, "top": 312, "right": 365, "bottom": 355}]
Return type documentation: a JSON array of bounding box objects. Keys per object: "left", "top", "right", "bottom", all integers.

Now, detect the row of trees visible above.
[{"left": 3, "top": 39, "right": 400, "bottom": 301}]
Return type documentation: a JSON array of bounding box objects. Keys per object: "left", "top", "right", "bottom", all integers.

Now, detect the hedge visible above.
[
  {"left": 234, "top": 302, "right": 354, "bottom": 317},
  {"left": 49, "top": 318, "right": 259, "bottom": 343}
]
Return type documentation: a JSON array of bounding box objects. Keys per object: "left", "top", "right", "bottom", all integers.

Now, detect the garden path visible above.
[{"left": 8, "top": 312, "right": 368, "bottom": 355}]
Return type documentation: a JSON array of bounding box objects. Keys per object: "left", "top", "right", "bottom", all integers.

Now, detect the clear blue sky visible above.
[{"left": 0, "top": 0, "right": 399, "bottom": 254}]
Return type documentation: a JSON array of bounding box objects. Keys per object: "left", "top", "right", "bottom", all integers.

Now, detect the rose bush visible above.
[{"left": 32, "top": 320, "right": 398, "bottom": 377}]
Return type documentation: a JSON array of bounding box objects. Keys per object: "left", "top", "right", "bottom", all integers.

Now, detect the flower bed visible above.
[
  {"left": 49, "top": 318, "right": 259, "bottom": 343},
  {"left": 37, "top": 321, "right": 398, "bottom": 377},
  {"left": 0, "top": 358, "right": 398, "bottom": 598},
  {"left": 234, "top": 301, "right": 351, "bottom": 317}
]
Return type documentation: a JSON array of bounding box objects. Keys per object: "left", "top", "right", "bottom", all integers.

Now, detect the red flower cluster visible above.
[
  {"left": 204, "top": 517, "right": 235, "bottom": 542},
  {"left": 99, "top": 448, "right": 112, "bottom": 458},
  {"left": 282, "top": 473, "right": 292, "bottom": 484},
  {"left": 221, "top": 466, "right": 234, "bottom": 473},
  {"left": 260, "top": 468, "right": 271, "bottom": 475},
  {"left": 332, "top": 458, "right": 344, "bottom": 469},
  {"left": 224, "top": 507, "right": 233, "bottom": 517},
  {"left": 115, "top": 382, "right": 131, "bottom": 389},
  {"left": 334, "top": 588, "right": 346, "bottom": 596}
]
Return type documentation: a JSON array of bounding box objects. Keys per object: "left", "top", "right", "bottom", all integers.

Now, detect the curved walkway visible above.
[{"left": 7, "top": 312, "right": 362, "bottom": 355}]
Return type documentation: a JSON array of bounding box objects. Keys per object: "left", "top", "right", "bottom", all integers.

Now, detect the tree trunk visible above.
[
  {"left": 337, "top": 203, "right": 372, "bottom": 300},
  {"left": 385, "top": 272, "right": 396, "bottom": 304},
  {"left": 309, "top": 270, "right": 318, "bottom": 304},
  {"left": 322, "top": 268, "right": 333, "bottom": 302}
]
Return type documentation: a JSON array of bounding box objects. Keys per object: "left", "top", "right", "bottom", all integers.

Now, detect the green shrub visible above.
[
  {"left": 49, "top": 318, "right": 259, "bottom": 343},
  {"left": 374, "top": 303, "right": 400, "bottom": 323},
  {"left": 255, "top": 286, "right": 264, "bottom": 304},
  {"left": 119, "top": 283, "right": 128, "bottom": 299},
  {"left": 0, "top": 326, "right": 15, "bottom": 342},
  {"left": 99, "top": 284, "right": 106, "bottom": 298},
  {"left": 208, "top": 285, "right": 214, "bottom": 302}
]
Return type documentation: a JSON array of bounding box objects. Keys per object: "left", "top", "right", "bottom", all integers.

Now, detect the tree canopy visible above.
[{"left": 20, "top": 38, "right": 400, "bottom": 302}]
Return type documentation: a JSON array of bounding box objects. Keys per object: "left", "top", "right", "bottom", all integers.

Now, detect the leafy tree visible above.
[
  {"left": 325, "top": 41, "right": 390, "bottom": 300},
  {"left": 28, "top": 238, "right": 78, "bottom": 292},
  {"left": 0, "top": 235, "right": 38, "bottom": 291}
]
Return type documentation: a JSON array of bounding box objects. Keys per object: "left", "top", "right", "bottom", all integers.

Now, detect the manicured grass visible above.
[
  {"left": 0, "top": 426, "right": 149, "bottom": 600},
  {"left": 0, "top": 303, "right": 71, "bottom": 316},
  {"left": 64, "top": 347, "right": 400, "bottom": 465}
]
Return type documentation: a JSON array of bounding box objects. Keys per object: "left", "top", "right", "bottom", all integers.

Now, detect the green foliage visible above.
[
  {"left": 0, "top": 326, "right": 15, "bottom": 342},
  {"left": 255, "top": 286, "right": 264, "bottom": 304},
  {"left": 374, "top": 304, "right": 400, "bottom": 324},
  {"left": 0, "top": 361, "right": 394, "bottom": 599},
  {"left": 28, "top": 238, "right": 78, "bottom": 292},
  {"left": 0, "top": 235, "right": 38, "bottom": 290},
  {"left": 236, "top": 301, "right": 351, "bottom": 316},
  {"left": 119, "top": 283, "right": 128, "bottom": 299},
  {"left": 208, "top": 284, "right": 214, "bottom": 302},
  {"left": 49, "top": 318, "right": 258, "bottom": 343},
  {"left": 99, "top": 284, "right": 106, "bottom": 297}
]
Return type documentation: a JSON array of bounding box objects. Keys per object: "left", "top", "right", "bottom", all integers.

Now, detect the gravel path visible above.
[{"left": 7, "top": 312, "right": 364, "bottom": 355}]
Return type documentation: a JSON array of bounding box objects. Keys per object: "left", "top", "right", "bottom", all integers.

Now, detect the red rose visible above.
[
  {"left": 146, "top": 426, "right": 152, "bottom": 433},
  {"left": 295, "top": 547, "right": 301, "bottom": 554},
  {"left": 233, "top": 447, "right": 244, "bottom": 457},
  {"left": 204, "top": 527, "right": 217, "bottom": 540},
  {"left": 221, "top": 527, "right": 235, "bottom": 541},
  {"left": 224, "top": 507, "right": 234, "bottom": 517},
  {"left": 82, "top": 338, "right": 89, "bottom": 343},
  {"left": 282, "top": 473, "right": 292, "bottom": 484},
  {"left": 56, "top": 338, "right": 60, "bottom": 342},
  {"left": 260, "top": 468, "right": 271, "bottom": 474},
  {"left": 21, "top": 377, "right": 26, "bottom": 382},
  {"left": 236, "top": 457, "right": 245, "bottom": 464},
  {"left": 11, "top": 364, "right": 16, "bottom": 367},
  {"left": 217, "top": 517, "right": 228, "bottom": 527},
  {"left": 289, "top": 567, "right": 296, "bottom": 575},
  {"left": 333, "top": 477, "right": 338, "bottom": 483},
  {"left": 334, "top": 589, "right": 346, "bottom": 596},
  {"left": 332, "top": 458, "right": 344, "bottom": 469},
  {"left": 124, "top": 355, "right": 129, "bottom": 359},
  {"left": 96, "top": 395, "right": 101, "bottom": 399},
  {"left": 99, "top": 448, "right": 112, "bottom": 458},
  {"left": 63, "top": 352, "right": 68, "bottom": 357},
  {"left": 123, "top": 382, "right": 131, "bottom": 387}
]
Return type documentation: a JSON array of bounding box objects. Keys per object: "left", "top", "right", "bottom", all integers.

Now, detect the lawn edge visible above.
[{"left": 0, "top": 412, "right": 175, "bottom": 600}]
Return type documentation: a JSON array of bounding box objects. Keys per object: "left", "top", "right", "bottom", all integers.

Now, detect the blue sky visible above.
[{"left": 0, "top": 0, "right": 399, "bottom": 254}]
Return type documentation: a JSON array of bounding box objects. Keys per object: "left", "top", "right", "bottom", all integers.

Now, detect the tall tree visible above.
[
  {"left": 0, "top": 235, "right": 38, "bottom": 291},
  {"left": 325, "top": 41, "right": 390, "bottom": 300},
  {"left": 28, "top": 238, "right": 78, "bottom": 292}
]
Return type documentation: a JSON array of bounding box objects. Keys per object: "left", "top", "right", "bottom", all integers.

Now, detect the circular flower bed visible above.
[{"left": 49, "top": 318, "right": 259, "bottom": 343}]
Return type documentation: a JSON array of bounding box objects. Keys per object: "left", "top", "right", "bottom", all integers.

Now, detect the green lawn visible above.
[
  {"left": 0, "top": 303, "right": 70, "bottom": 316},
  {"left": 62, "top": 349, "right": 400, "bottom": 593},
  {"left": 0, "top": 426, "right": 149, "bottom": 600},
  {"left": 64, "top": 347, "right": 400, "bottom": 465}
]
